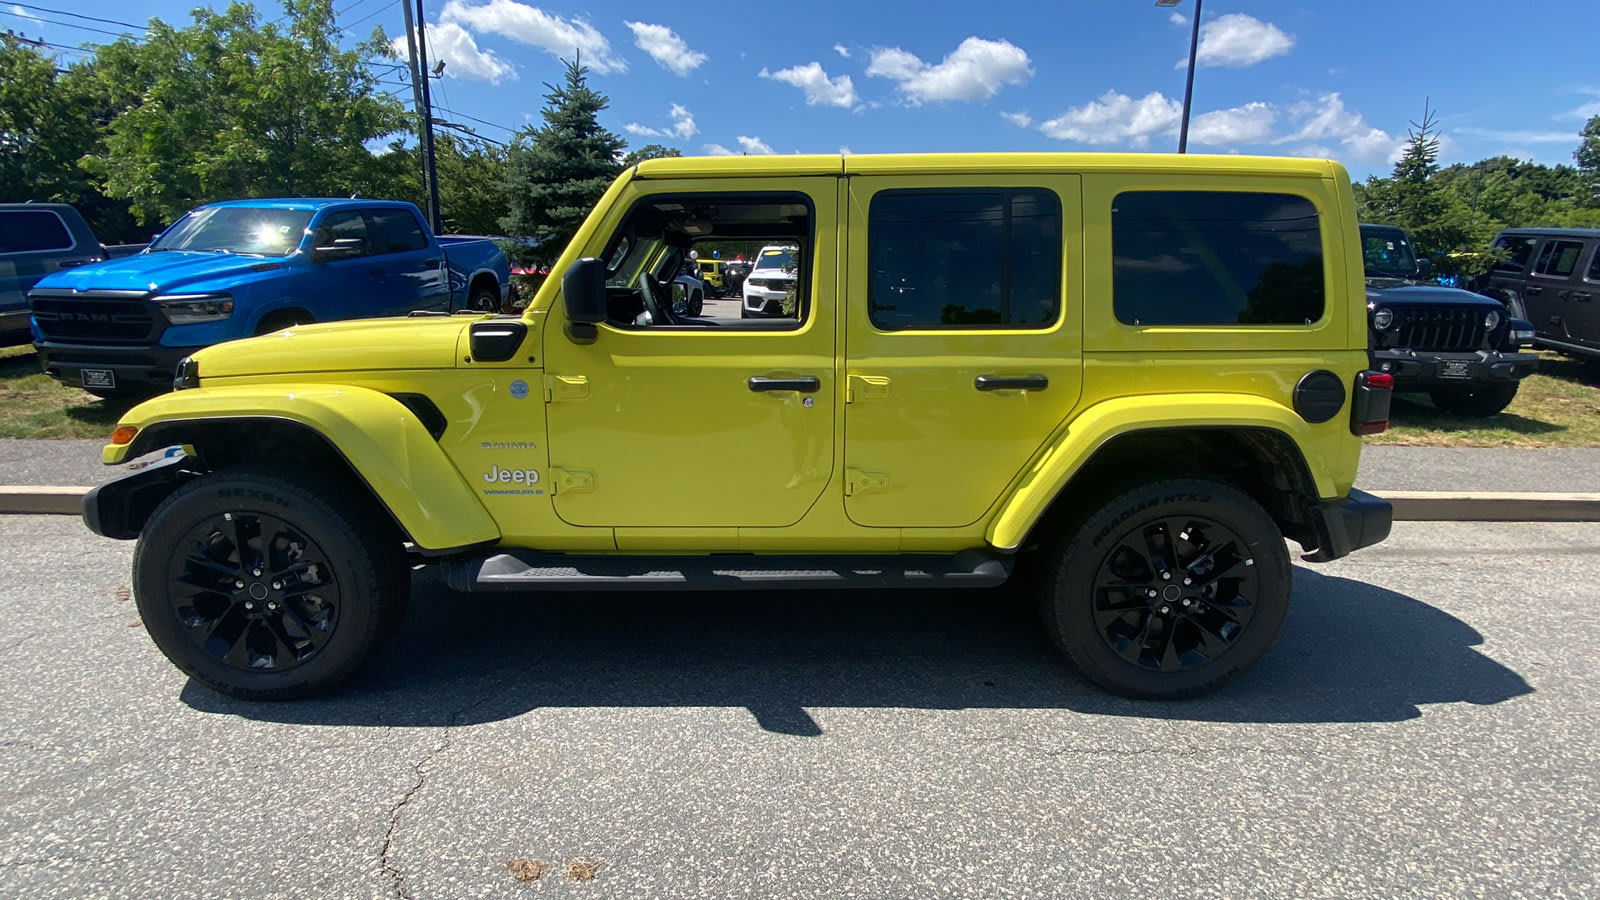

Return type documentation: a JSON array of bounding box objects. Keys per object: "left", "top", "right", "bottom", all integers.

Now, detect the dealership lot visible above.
[{"left": 1, "top": 516, "right": 1596, "bottom": 898}]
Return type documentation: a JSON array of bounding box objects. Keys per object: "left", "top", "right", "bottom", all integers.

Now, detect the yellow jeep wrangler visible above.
[{"left": 86, "top": 153, "right": 1393, "bottom": 701}]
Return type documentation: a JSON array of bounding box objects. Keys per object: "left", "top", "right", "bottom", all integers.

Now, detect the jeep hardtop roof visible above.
[{"left": 632, "top": 153, "right": 1345, "bottom": 180}]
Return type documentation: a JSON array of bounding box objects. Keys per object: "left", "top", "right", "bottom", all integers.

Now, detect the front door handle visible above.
[
  {"left": 749, "top": 376, "right": 820, "bottom": 393},
  {"left": 1573, "top": 292, "right": 1592, "bottom": 301},
  {"left": 975, "top": 374, "right": 1049, "bottom": 392},
  {"left": 1525, "top": 285, "right": 1543, "bottom": 295}
]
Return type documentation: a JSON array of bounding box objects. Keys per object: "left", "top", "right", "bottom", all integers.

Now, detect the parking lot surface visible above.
[{"left": 1, "top": 517, "right": 1596, "bottom": 898}]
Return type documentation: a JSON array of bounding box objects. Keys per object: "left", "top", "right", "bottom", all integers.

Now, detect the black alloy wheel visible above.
[
  {"left": 1041, "top": 478, "right": 1291, "bottom": 699},
  {"left": 469, "top": 284, "right": 500, "bottom": 312}
]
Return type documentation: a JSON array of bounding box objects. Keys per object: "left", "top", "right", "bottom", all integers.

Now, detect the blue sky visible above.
[{"left": 11, "top": 0, "right": 1600, "bottom": 180}]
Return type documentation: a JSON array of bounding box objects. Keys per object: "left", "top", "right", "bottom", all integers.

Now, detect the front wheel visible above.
[
  {"left": 1040, "top": 478, "right": 1291, "bottom": 699},
  {"left": 132, "top": 466, "right": 409, "bottom": 700},
  {"left": 688, "top": 290, "right": 704, "bottom": 317},
  {"left": 1430, "top": 382, "right": 1518, "bottom": 418}
]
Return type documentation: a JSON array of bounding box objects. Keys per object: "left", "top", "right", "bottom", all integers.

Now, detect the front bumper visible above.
[
  {"left": 742, "top": 287, "right": 790, "bottom": 316},
  {"left": 34, "top": 340, "right": 203, "bottom": 392},
  {"left": 0, "top": 309, "right": 30, "bottom": 346},
  {"left": 1369, "top": 348, "right": 1538, "bottom": 391},
  {"left": 82, "top": 452, "right": 198, "bottom": 540},
  {"left": 1303, "top": 488, "right": 1393, "bottom": 563}
]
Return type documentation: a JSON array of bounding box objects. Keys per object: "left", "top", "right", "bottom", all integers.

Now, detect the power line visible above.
[
  {"left": 341, "top": 0, "right": 399, "bottom": 34},
  {"left": 6, "top": 3, "right": 146, "bottom": 31},
  {"left": 0, "top": 10, "right": 134, "bottom": 39},
  {"left": 5, "top": 33, "right": 94, "bottom": 56},
  {"left": 441, "top": 108, "right": 518, "bottom": 135}
]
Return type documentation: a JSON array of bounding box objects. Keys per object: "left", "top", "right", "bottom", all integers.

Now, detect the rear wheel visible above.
[
  {"left": 468, "top": 282, "right": 499, "bottom": 312},
  {"left": 1039, "top": 478, "right": 1291, "bottom": 699},
  {"left": 132, "top": 465, "right": 409, "bottom": 700},
  {"left": 688, "top": 290, "right": 704, "bottom": 317},
  {"left": 1430, "top": 382, "right": 1518, "bottom": 418}
]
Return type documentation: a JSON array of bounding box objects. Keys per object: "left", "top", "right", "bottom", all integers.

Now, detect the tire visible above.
[
  {"left": 739, "top": 306, "right": 752, "bottom": 319},
  {"left": 689, "top": 290, "right": 703, "bottom": 317},
  {"left": 1039, "top": 478, "right": 1291, "bottom": 700},
  {"left": 254, "top": 311, "right": 312, "bottom": 336},
  {"left": 132, "top": 465, "right": 409, "bottom": 700},
  {"left": 468, "top": 283, "right": 499, "bottom": 313},
  {"left": 1429, "top": 382, "right": 1518, "bottom": 418}
]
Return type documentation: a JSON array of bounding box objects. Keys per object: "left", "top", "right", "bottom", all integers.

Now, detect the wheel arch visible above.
[
  {"left": 253, "top": 306, "right": 315, "bottom": 335},
  {"left": 102, "top": 386, "right": 500, "bottom": 553}
]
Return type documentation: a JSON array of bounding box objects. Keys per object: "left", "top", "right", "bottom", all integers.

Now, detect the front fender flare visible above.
[
  {"left": 105, "top": 384, "right": 500, "bottom": 552},
  {"left": 986, "top": 393, "right": 1336, "bottom": 552}
]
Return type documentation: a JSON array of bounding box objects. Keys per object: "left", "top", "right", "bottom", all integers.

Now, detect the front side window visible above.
[
  {"left": 1492, "top": 236, "right": 1538, "bottom": 273},
  {"left": 150, "top": 207, "right": 314, "bottom": 257},
  {"left": 311, "top": 211, "right": 370, "bottom": 258},
  {"left": 366, "top": 208, "right": 429, "bottom": 254},
  {"left": 1534, "top": 240, "right": 1584, "bottom": 278},
  {"left": 0, "top": 210, "right": 73, "bottom": 253},
  {"left": 1113, "top": 191, "right": 1324, "bottom": 326},
  {"left": 868, "top": 189, "right": 1062, "bottom": 330}
]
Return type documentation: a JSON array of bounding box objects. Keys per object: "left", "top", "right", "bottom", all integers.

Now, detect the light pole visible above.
[{"left": 1155, "top": 0, "right": 1202, "bottom": 153}]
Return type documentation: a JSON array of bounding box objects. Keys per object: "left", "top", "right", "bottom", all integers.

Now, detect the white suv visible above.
[{"left": 740, "top": 244, "right": 797, "bottom": 318}]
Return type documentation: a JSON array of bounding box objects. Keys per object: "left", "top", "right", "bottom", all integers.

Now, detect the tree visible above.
[
  {"left": 1356, "top": 101, "right": 1479, "bottom": 277},
  {"left": 622, "top": 144, "right": 681, "bottom": 167},
  {"left": 500, "top": 57, "right": 626, "bottom": 262},
  {"left": 1577, "top": 115, "right": 1600, "bottom": 202},
  {"left": 433, "top": 134, "right": 510, "bottom": 235},
  {"left": 82, "top": 0, "right": 410, "bottom": 224}
]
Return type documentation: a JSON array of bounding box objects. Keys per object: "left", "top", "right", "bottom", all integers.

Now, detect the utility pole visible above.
[{"left": 406, "top": 0, "right": 442, "bottom": 232}]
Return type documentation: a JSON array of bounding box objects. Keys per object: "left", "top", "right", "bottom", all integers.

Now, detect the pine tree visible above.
[
  {"left": 500, "top": 57, "right": 626, "bottom": 262},
  {"left": 1576, "top": 115, "right": 1600, "bottom": 202}
]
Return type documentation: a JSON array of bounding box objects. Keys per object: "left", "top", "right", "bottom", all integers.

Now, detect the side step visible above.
[{"left": 444, "top": 549, "right": 1013, "bottom": 592}]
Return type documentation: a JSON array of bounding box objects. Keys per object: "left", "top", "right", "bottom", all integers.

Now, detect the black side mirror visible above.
[
  {"left": 562, "top": 257, "right": 606, "bottom": 344},
  {"left": 312, "top": 237, "right": 364, "bottom": 262},
  {"left": 1416, "top": 257, "right": 1431, "bottom": 273}
]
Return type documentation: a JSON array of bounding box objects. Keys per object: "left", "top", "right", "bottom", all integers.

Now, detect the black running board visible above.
[{"left": 444, "top": 550, "right": 1013, "bottom": 592}]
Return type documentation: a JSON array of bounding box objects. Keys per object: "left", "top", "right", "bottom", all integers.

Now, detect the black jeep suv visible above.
[{"left": 1360, "top": 223, "right": 1539, "bottom": 417}]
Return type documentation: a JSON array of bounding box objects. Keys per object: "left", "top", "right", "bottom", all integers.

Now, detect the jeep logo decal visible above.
[{"left": 484, "top": 464, "right": 539, "bottom": 486}]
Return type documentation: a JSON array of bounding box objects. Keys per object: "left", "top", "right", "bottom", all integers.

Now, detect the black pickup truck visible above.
[{"left": 1360, "top": 223, "right": 1539, "bottom": 417}]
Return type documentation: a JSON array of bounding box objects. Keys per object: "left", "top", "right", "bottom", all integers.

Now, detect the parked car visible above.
[
  {"left": 672, "top": 262, "right": 705, "bottom": 317},
  {"left": 2, "top": 203, "right": 109, "bottom": 346},
  {"left": 28, "top": 198, "right": 509, "bottom": 396},
  {"left": 1360, "top": 223, "right": 1539, "bottom": 417},
  {"left": 87, "top": 152, "right": 1393, "bottom": 702},
  {"left": 740, "top": 245, "right": 798, "bottom": 318},
  {"left": 721, "top": 259, "right": 750, "bottom": 297},
  {"left": 693, "top": 257, "right": 726, "bottom": 296},
  {"left": 1471, "top": 227, "right": 1600, "bottom": 361}
]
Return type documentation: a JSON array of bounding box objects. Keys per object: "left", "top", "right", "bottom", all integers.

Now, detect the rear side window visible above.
[
  {"left": 1534, "top": 240, "right": 1584, "bottom": 278},
  {"left": 868, "top": 189, "right": 1062, "bottom": 330},
  {"left": 0, "top": 210, "right": 74, "bottom": 254},
  {"left": 1112, "top": 191, "right": 1324, "bottom": 326},
  {"left": 366, "top": 208, "right": 429, "bottom": 254},
  {"left": 1589, "top": 248, "right": 1600, "bottom": 282},
  {"left": 1492, "top": 236, "right": 1538, "bottom": 273}
]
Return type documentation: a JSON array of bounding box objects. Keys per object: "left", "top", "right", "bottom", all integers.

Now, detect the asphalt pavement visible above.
[{"left": 1, "top": 516, "right": 1596, "bottom": 898}]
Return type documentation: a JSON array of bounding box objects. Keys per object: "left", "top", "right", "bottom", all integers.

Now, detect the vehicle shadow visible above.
[
  {"left": 1388, "top": 393, "right": 1564, "bottom": 435},
  {"left": 183, "top": 566, "right": 1532, "bottom": 733}
]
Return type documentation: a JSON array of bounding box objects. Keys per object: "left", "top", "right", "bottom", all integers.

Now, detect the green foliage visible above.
[
  {"left": 82, "top": 0, "right": 409, "bottom": 224},
  {"left": 622, "top": 144, "right": 682, "bottom": 167},
  {"left": 500, "top": 57, "right": 627, "bottom": 262},
  {"left": 434, "top": 134, "right": 510, "bottom": 235},
  {"left": 1577, "top": 115, "right": 1600, "bottom": 202}
]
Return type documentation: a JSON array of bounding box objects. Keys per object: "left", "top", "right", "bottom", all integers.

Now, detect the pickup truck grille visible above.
[
  {"left": 1392, "top": 306, "right": 1488, "bottom": 352},
  {"left": 29, "top": 293, "right": 162, "bottom": 344}
]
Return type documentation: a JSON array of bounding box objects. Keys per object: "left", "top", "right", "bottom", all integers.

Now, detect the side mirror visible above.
[
  {"left": 561, "top": 257, "right": 606, "bottom": 344},
  {"left": 312, "top": 237, "right": 364, "bottom": 262},
  {"left": 1416, "top": 257, "right": 1431, "bottom": 273}
]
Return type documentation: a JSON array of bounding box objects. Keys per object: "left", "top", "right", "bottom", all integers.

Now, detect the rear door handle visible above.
[
  {"left": 748, "top": 376, "right": 820, "bottom": 393},
  {"left": 1573, "top": 292, "right": 1592, "bottom": 301},
  {"left": 975, "top": 374, "right": 1049, "bottom": 392}
]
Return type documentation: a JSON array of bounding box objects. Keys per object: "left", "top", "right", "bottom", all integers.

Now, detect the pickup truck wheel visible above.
[
  {"left": 1429, "top": 383, "right": 1518, "bottom": 418},
  {"left": 1040, "top": 478, "right": 1291, "bottom": 700},
  {"left": 468, "top": 284, "right": 499, "bottom": 312},
  {"left": 132, "top": 466, "right": 408, "bottom": 701}
]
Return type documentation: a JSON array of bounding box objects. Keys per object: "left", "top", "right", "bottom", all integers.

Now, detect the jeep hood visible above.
[
  {"left": 192, "top": 316, "right": 474, "bottom": 378},
  {"left": 1366, "top": 284, "right": 1499, "bottom": 307},
  {"left": 32, "top": 250, "right": 289, "bottom": 294}
]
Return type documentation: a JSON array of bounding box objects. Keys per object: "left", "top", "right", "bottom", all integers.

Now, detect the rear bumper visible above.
[
  {"left": 35, "top": 340, "right": 202, "bottom": 392},
  {"left": 1370, "top": 348, "right": 1538, "bottom": 390},
  {"left": 1303, "top": 488, "right": 1393, "bottom": 563}
]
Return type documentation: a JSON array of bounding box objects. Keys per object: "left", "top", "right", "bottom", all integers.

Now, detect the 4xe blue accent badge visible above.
[{"left": 509, "top": 379, "right": 529, "bottom": 399}]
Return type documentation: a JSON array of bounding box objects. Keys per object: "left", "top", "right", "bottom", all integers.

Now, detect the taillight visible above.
[{"left": 1351, "top": 370, "right": 1393, "bottom": 436}]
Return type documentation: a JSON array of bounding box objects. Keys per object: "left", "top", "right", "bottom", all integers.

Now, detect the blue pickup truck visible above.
[{"left": 28, "top": 197, "right": 510, "bottom": 396}]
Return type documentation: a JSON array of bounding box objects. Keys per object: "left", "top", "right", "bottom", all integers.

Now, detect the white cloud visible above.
[
  {"left": 760, "top": 62, "right": 859, "bottom": 108},
  {"left": 834, "top": 43, "right": 850, "bottom": 58},
  {"left": 1189, "top": 101, "right": 1276, "bottom": 145},
  {"left": 704, "top": 143, "right": 736, "bottom": 156},
  {"left": 9, "top": 4, "right": 41, "bottom": 21},
  {"left": 625, "top": 21, "right": 705, "bottom": 76},
  {"left": 623, "top": 104, "right": 697, "bottom": 141},
  {"left": 440, "top": 0, "right": 625, "bottom": 74},
  {"left": 1560, "top": 89, "right": 1600, "bottom": 120},
  {"left": 1001, "top": 110, "right": 1032, "bottom": 128},
  {"left": 1180, "top": 13, "right": 1293, "bottom": 69},
  {"left": 394, "top": 22, "right": 516, "bottom": 85},
  {"left": 1039, "top": 90, "right": 1181, "bottom": 146},
  {"left": 1168, "top": 12, "right": 1187, "bottom": 26},
  {"left": 866, "top": 37, "right": 1033, "bottom": 104},
  {"left": 737, "top": 135, "right": 776, "bottom": 155},
  {"left": 1280, "top": 92, "right": 1397, "bottom": 163}
]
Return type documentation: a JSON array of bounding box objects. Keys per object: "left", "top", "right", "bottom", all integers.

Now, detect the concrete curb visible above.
[{"left": 4, "top": 486, "right": 1600, "bottom": 523}]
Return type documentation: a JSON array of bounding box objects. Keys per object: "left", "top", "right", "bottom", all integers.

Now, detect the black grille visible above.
[
  {"left": 30, "top": 294, "right": 161, "bottom": 344},
  {"left": 1393, "top": 306, "right": 1487, "bottom": 352}
]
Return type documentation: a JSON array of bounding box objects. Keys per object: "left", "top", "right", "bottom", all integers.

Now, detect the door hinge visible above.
[
  {"left": 549, "top": 467, "right": 595, "bottom": 494},
  {"left": 845, "top": 468, "right": 889, "bottom": 496},
  {"left": 545, "top": 374, "right": 589, "bottom": 402},
  {"left": 846, "top": 374, "right": 890, "bottom": 403}
]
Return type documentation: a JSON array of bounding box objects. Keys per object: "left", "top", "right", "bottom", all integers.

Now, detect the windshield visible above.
[
  {"left": 752, "top": 248, "right": 795, "bottom": 272},
  {"left": 150, "top": 207, "right": 314, "bottom": 257},
  {"left": 1360, "top": 227, "right": 1418, "bottom": 278}
]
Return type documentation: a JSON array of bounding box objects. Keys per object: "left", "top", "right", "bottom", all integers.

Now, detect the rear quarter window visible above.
[
  {"left": 1112, "top": 191, "right": 1324, "bottom": 326},
  {"left": 0, "top": 210, "right": 74, "bottom": 254}
]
